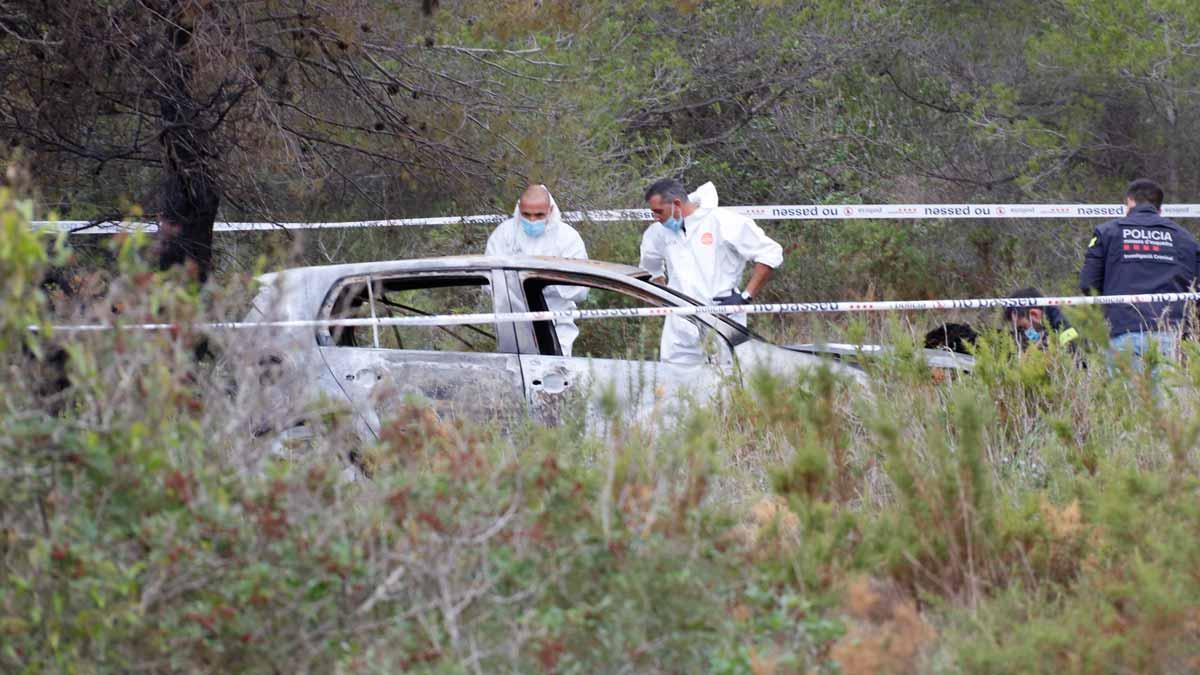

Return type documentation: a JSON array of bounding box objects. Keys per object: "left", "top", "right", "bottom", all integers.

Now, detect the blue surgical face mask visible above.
[
  {"left": 519, "top": 216, "right": 547, "bottom": 237},
  {"left": 661, "top": 205, "right": 683, "bottom": 234},
  {"left": 1024, "top": 327, "right": 1042, "bottom": 342}
]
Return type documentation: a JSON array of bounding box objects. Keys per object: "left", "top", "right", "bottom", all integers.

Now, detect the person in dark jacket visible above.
[
  {"left": 923, "top": 322, "right": 978, "bottom": 355},
  {"left": 1002, "top": 287, "right": 1079, "bottom": 351},
  {"left": 1079, "top": 178, "right": 1200, "bottom": 368}
]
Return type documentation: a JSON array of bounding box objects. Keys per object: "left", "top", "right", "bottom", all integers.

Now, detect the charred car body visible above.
[{"left": 243, "top": 256, "right": 972, "bottom": 440}]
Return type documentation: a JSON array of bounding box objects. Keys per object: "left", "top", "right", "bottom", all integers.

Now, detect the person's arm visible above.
[
  {"left": 722, "top": 214, "right": 783, "bottom": 298},
  {"left": 744, "top": 262, "right": 774, "bottom": 298},
  {"left": 1194, "top": 236, "right": 1200, "bottom": 288},
  {"left": 556, "top": 226, "right": 587, "bottom": 261},
  {"left": 1079, "top": 226, "right": 1106, "bottom": 294},
  {"left": 552, "top": 230, "right": 589, "bottom": 302},
  {"left": 485, "top": 221, "right": 508, "bottom": 257},
  {"left": 639, "top": 227, "right": 666, "bottom": 284}
]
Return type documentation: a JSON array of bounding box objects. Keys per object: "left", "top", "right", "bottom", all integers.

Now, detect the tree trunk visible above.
[
  {"left": 1165, "top": 107, "right": 1180, "bottom": 196},
  {"left": 156, "top": 2, "right": 218, "bottom": 282}
]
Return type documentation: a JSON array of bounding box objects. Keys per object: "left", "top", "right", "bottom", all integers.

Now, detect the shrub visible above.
[{"left": 4, "top": 185, "right": 1200, "bottom": 672}]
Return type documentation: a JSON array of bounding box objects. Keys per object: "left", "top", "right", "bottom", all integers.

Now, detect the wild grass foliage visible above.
[{"left": 3, "top": 191, "right": 1200, "bottom": 673}]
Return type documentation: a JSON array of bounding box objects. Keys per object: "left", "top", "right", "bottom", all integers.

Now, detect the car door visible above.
[
  {"left": 505, "top": 269, "right": 732, "bottom": 428},
  {"left": 316, "top": 269, "right": 526, "bottom": 438}
]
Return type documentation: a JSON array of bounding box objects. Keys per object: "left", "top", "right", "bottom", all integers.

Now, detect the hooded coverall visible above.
[
  {"left": 639, "top": 183, "right": 784, "bottom": 364},
  {"left": 486, "top": 188, "right": 588, "bottom": 356}
]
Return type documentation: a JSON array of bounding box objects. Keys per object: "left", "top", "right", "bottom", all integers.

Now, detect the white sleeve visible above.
[
  {"left": 485, "top": 231, "right": 502, "bottom": 257},
  {"left": 719, "top": 212, "right": 783, "bottom": 268},
  {"left": 485, "top": 220, "right": 512, "bottom": 256},
  {"left": 639, "top": 226, "right": 666, "bottom": 277},
  {"left": 550, "top": 228, "right": 589, "bottom": 303},
  {"left": 562, "top": 228, "right": 587, "bottom": 260}
]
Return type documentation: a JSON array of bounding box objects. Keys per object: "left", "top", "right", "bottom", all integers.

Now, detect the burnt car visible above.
[
  {"left": 785, "top": 341, "right": 976, "bottom": 374},
  {"left": 242, "top": 256, "right": 970, "bottom": 439}
]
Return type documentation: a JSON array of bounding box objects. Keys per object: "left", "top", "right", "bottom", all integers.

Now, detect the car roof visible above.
[
  {"left": 261, "top": 255, "right": 649, "bottom": 283},
  {"left": 251, "top": 256, "right": 655, "bottom": 322}
]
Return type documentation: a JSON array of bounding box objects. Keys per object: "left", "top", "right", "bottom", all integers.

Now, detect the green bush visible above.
[{"left": 4, "top": 184, "right": 1200, "bottom": 673}]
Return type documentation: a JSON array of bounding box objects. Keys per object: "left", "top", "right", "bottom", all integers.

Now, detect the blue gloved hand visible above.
[{"left": 715, "top": 290, "right": 752, "bottom": 306}]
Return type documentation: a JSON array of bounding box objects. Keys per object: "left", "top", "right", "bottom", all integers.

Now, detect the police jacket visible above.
[{"left": 1079, "top": 204, "right": 1200, "bottom": 337}]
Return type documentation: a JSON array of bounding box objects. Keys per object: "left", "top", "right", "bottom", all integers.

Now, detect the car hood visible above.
[{"left": 783, "top": 342, "right": 975, "bottom": 371}]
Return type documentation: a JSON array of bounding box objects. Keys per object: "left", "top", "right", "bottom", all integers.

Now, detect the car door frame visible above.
[
  {"left": 502, "top": 267, "right": 737, "bottom": 426},
  {"left": 314, "top": 265, "right": 525, "bottom": 437},
  {"left": 501, "top": 268, "right": 750, "bottom": 357}
]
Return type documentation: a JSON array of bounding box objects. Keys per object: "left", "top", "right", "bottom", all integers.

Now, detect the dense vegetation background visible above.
[
  {"left": 7, "top": 0, "right": 1200, "bottom": 302},
  {"left": 4, "top": 184, "right": 1200, "bottom": 672},
  {"left": 5, "top": 2, "right": 1200, "bottom": 672}
]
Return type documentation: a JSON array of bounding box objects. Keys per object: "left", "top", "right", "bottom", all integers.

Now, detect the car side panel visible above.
[
  {"left": 503, "top": 269, "right": 728, "bottom": 426},
  {"left": 319, "top": 347, "right": 527, "bottom": 435},
  {"left": 316, "top": 269, "right": 527, "bottom": 437},
  {"left": 517, "top": 354, "right": 724, "bottom": 428}
]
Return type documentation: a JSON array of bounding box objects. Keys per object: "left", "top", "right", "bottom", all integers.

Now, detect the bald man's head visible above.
[{"left": 518, "top": 184, "right": 551, "bottom": 221}]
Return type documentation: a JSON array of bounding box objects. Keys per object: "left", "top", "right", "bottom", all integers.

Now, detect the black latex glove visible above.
[{"left": 715, "top": 291, "right": 750, "bottom": 306}]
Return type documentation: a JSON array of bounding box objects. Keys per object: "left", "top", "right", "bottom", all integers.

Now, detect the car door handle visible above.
[
  {"left": 347, "top": 368, "right": 381, "bottom": 387},
  {"left": 530, "top": 372, "right": 570, "bottom": 394}
]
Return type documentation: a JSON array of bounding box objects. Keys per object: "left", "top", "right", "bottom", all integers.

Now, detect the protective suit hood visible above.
[
  {"left": 689, "top": 181, "right": 719, "bottom": 209},
  {"left": 511, "top": 184, "right": 564, "bottom": 236}
]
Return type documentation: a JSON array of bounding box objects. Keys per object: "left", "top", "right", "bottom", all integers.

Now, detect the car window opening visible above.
[
  {"left": 324, "top": 275, "right": 498, "bottom": 353},
  {"left": 521, "top": 274, "right": 728, "bottom": 362}
]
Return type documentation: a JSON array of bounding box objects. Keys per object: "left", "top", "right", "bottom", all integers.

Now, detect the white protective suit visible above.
[
  {"left": 486, "top": 188, "right": 588, "bottom": 356},
  {"left": 639, "top": 182, "right": 783, "bottom": 364}
]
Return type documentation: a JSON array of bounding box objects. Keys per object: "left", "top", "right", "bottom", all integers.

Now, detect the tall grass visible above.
[{"left": 3, "top": 191, "right": 1200, "bottom": 673}]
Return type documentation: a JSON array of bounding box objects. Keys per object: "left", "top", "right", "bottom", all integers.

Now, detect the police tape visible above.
[
  {"left": 32, "top": 203, "right": 1200, "bottom": 233},
  {"left": 35, "top": 291, "right": 1200, "bottom": 333}
]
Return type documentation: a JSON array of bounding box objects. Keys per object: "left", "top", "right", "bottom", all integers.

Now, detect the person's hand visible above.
[{"left": 715, "top": 290, "right": 752, "bottom": 306}]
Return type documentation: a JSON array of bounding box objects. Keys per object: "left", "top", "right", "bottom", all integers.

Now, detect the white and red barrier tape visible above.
[
  {"left": 31, "top": 203, "right": 1200, "bottom": 234},
  {"left": 34, "top": 291, "right": 1200, "bottom": 333}
]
